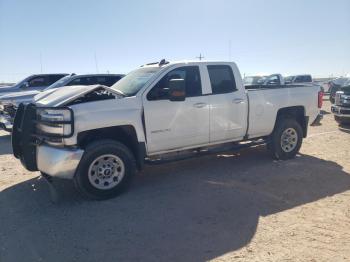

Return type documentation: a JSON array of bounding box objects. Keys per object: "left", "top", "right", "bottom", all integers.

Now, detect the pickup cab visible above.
[{"left": 12, "top": 60, "right": 322, "bottom": 200}]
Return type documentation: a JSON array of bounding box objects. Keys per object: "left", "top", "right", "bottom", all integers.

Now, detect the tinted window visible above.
[
  {"left": 66, "top": 77, "right": 90, "bottom": 86},
  {"left": 147, "top": 66, "right": 202, "bottom": 101},
  {"left": 28, "top": 76, "right": 48, "bottom": 87},
  {"left": 106, "top": 76, "right": 122, "bottom": 86},
  {"left": 303, "top": 75, "right": 312, "bottom": 82},
  {"left": 207, "top": 65, "right": 236, "bottom": 94},
  {"left": 48, "top": 75, "right": 66, "bottom": 85}
]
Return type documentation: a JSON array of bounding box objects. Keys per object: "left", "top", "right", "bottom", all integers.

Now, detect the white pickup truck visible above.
[{"left": 12, "top": 60, "right": 322, "bottom": 200}]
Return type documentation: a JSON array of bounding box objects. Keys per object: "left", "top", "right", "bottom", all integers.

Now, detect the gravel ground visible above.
[{"left": 0, "top": 100, "right": 349, "bottom": 262}]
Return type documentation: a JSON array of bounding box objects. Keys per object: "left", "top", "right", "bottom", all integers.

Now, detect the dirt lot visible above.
[{"left": 0, "top": 100, "right": 349, "bottom": 262}]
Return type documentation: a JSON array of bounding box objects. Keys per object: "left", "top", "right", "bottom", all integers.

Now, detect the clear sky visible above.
[{"left": 0, "top": 0, "right": 349, "bottom": 82}]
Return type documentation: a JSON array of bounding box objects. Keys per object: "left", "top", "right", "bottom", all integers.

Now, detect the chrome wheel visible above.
[
  {"left": 88, "top": 154, "right": 125, "bottom": 190},
  {"left": 280, "top": 128, "right": 298, "bottom": 153}
]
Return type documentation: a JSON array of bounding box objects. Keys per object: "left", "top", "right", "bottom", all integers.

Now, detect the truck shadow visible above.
[
  {"left": 1, "top": 147, "right": 350, "bottom": 261},
  {"left": 0, "top": 134, "right": 12, "bottom": 155}
]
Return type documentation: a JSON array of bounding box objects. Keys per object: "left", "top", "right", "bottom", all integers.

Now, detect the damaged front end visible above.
[{"left": 12, "top": 103, "right": 75, "bottom": 171}]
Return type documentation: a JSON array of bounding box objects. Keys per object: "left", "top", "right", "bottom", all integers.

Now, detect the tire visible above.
[
  {"left": 268, "top": 118, "right": 303, "bottom": 160},
  {"left": 335, "top": 115, "right": 350, "bottom": 125},
  {"left": 74, "top": 139, "right": 136, "bottom": 200}
]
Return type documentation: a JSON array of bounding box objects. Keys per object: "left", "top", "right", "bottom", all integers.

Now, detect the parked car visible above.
[
  {"left": 285, "top": 74, "right": 313, "bottom": 84},
  {"left": 331, "top": 84, "right": 350, "bottom": 125},
  {"left": 328, "top": 77, "right": 350, "bottom": 104},
  {"left": 0, "top": 74, "right": 68, "bottom": 97},
  {"left": 244, "top": 74, "right": 285, "bottom": 87},
  {"left": 0, "top": 74, "right": 124, "bottom": 131},
  {"left": 12, "top": 60, "right": 322, "bottom": 200}
]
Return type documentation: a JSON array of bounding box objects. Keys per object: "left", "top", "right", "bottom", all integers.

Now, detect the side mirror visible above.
[{"left": 168, "top": 79, "right": 186, "bottom": 101}]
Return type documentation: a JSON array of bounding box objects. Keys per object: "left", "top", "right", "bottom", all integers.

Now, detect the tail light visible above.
[{"left": 318, "top": 91, "right": 324, "bottom": 108}]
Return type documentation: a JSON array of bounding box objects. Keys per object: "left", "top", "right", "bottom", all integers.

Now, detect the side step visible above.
[{"left": 145, "top": 139, "right": 266, "bottom": 165}]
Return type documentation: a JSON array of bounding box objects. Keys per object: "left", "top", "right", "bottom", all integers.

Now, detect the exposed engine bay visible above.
[{"left": 66, "top": 87, "right": 116, "bottom": 106}]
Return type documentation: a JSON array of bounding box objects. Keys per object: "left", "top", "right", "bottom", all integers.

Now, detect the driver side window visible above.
[{"left": 147, "top": 66, "right": 202, "bottom": 101}]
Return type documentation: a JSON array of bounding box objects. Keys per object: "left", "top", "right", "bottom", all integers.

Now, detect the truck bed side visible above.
[{"left": 247, "top": 85, "right": 320, "bottom": 139}]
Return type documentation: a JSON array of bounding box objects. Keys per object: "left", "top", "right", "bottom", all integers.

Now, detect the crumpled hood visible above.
[
  {"left": 0, "top": 90, "right": 40, "bottom": 102},
  {"left": 34, "top": 88, "right": 59, "bottom": 102},
  {"left": 35, "top": 84, "right": 116, "bottom": 107}
]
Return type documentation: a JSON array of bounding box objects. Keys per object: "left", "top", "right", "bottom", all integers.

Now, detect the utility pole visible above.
[
  {"left": 40, "top": 52, "right": 43, "bottom": 73},
  {"left": 94, "top": 52, "right": 99, "bottom": 73},
  {"left": 228, "top": 40, "right": 232, "bottom": 61},
  {"left": 196, "top": 53, "right": 204, "bottom": 61}
]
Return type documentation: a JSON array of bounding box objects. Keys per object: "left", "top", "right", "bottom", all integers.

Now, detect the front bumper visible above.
[
  {"left": 12, "top": 103, "right": 79, "bottom": 179},
  {"left": 37, "top": 145, "right": 84, "bottom": 179},
  {"left": 331, "top": 105, "right": 350, "bottom": 118}
]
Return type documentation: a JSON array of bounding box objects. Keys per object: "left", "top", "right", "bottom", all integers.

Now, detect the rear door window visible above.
[{"left": 207, "top": 65, "right": 237, "bottom": 94}]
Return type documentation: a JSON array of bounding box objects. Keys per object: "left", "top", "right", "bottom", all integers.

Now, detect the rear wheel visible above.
[
  {"left": 268, "top": 118, "right": 303, "bottom": 160},
  {"left": 74, "top": 139, "right": 136, "bottom": 200}
]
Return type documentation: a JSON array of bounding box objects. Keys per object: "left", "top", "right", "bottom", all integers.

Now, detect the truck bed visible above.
[{"left": 246, "top": 85, "right": 320, "bottom": 139}]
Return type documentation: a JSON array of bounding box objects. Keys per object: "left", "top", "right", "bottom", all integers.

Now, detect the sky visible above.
[{"left": 0, "top": 0, "right": 349, "bottom": 82}]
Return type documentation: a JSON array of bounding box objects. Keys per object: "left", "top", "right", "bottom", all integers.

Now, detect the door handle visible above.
[
  {"left": 193, "top": 102, "right": 207, "bottom": 108},
  {"left": 233, "top": 98, "right": 244, "bottom": 104}
]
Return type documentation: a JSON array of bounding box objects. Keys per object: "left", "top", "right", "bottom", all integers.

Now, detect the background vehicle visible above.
[
  {"left": 0, "top": 74, "right": 124, "bottom": 131},
  {"left": 244, "top": 74, "right": 285, "bottom": 87},
  {"left": 12, "top": 60, "right": 322, "bottom": 200},
  {"left": 285, "top": 74, "right": 313, "bottom": 84},
  {"left": 331, "top": 85, "right": 350, "bottom": 125},
  {"left": 0, "top": 74, "right": 68, "bottom": 97},
  {"left": 328, "top": 77, "right": 350, "bottom": 104}
]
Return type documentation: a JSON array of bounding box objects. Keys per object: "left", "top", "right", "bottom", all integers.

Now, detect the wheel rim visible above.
[
  {"left": 88, "top": 154, "right": 125, "bottom": 190},
  {"left": 280, "top": 128, "right": 298, "bottom": 153}
]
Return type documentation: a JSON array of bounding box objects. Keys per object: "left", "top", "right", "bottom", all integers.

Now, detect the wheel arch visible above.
[
  {"left": 274, "top": 106, "right": 308, "bottom": 138},
  {"left": 77, "top": 125, "right": 146, "bottom": 170}
]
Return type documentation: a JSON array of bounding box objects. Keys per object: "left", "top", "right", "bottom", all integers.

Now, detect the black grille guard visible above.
[{"left": 11, "top": 103, "right": 74, "bottom": 171}]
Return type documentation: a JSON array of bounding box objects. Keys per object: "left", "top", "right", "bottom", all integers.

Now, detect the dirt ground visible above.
[{"left": 0, "top": 100, "right": 349, "bottom": 262}]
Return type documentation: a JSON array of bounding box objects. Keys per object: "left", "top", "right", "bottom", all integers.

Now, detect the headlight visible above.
[
  {"left": 335, "top": 91, "right": 344, "bottom": 106},
  {"left": 36, "top": 108, "right": 74, "bottom": 144}
]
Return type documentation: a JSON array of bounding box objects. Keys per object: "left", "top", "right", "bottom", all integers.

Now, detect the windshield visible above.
[
  {"left": 110, "top": 67, "right": 161, "bottom": 96},
  {"left": 43, "top": 75, "right": 73, "bottom": 91}
]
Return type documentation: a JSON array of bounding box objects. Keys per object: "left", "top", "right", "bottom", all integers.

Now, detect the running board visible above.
[{"left": 145, "top": 139, "right": 266, "bottom": 165}]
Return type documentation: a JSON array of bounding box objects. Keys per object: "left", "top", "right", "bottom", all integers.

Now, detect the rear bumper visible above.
[
  {"left": 37, "top": 145, "right": 84, "bottom": 179},
  {"left": 331, "top": 105, "right": 350, "bottom": 118}
]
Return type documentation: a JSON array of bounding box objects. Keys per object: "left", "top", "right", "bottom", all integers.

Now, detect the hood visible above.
[
  {"left": 36, "top": 85, "right": 119, "bottom": 107},
  {"left": 0, "top": 90, "right": 40, "bottom": 101},
  {"left": 34, "top": 88, "right": 59, "bottom": 102},
  {"left": 0, "top": 86, "right": 19, "bottom": 96}
]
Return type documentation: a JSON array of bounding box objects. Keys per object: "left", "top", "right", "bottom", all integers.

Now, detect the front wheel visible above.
[
  {"left": 74, "top": 139, "right": 136, "bottom": 200},
  {"left": 268, "top": 118, "right": 303, "bottom": 160}
]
